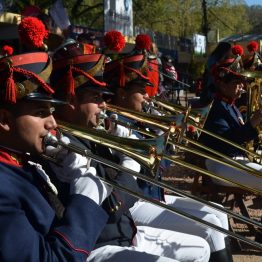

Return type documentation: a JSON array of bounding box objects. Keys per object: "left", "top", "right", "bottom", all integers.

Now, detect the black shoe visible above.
[
  {"left": 209, "top": 239, "right": 233, "bottom": 262},
  {"left": 224, "top": 237, "right": 232, "bottom": 254},
  {"left": 209, "top": 249, "right": 233, "bottom": 262}
]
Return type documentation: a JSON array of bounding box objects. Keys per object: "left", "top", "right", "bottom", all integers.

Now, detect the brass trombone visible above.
[
  {"left": 245, "top": 76, "right": 262, "bottom": 121},
  {"left": 146, "top": 96, "right": 262, "bottom": 160},
  {"left": 240, "top": 72, "right": 262, "bottom": 165},
  {"left": 146, "top": 96, "right": 212, "bottom": 127},
  {"left": 105, "top": 103, "right": 262, "bottom": 195},
  {"left": 57, "top": 120, "right": 168, "bottom": 176},
  {"left": 143, "top": 96, "right": 262, "bottom": 158},
  {"left": 43, "top": 124, "right": 262, "bottom": 250},
  {"left": 105, "top": 102, "right": 262, "bottom": 165},
  {"left": 104, "top": 111, "right": 262, "bottom": 181}
]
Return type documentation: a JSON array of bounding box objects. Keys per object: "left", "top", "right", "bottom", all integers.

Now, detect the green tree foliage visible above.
[
  {"left": 133, "top": 0, "right": 203, "bottom": 37},
  {"left": 133, "top": 0, "right": 171, "bottom": 31},
  {"left": 2, "top": 0, "right": 258, "bottom": 39},
  {"left": 207, "top": 0, "right": 251, "bottom": 39},
  {"left": 134, "top": 0, "right": 251, "bottom": 39},
  {"left": 246, "top": 5, "right": 262, "bottom": 34},
  {"left": 64, "top": 0, "right": 104, "bottom": 30}
]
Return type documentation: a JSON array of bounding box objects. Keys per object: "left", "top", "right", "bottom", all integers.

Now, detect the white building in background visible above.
[{"left": 104, "top": 0, "right": 133, "bottom": 36}]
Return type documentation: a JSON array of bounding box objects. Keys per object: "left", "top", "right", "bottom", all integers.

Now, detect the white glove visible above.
[
  {"left": 51, "top": 152, "right": 92, "bottom": 183},
  {"left": 107, "top": 121, "right": 141, "bottom": 174},
  {"left": 107, "top": 116, "right": 131, "bottom": 138},
  {"left": 45, "top": 135, "right": 91, "bottom": 183},
  {"left": 45, "top": 135, "right": 112, "bottom": 204},
  {"left": 70, "top": 167, "right": 112, "bottom": 205},
  {"left": 121, "top": 155, "right": 141, "bottom": 175}
]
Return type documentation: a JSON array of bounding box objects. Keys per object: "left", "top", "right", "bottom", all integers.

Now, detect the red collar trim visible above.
[
  {"left": 215, "top": 93, "right": 235, "bottom": 105},
  {"left": 0, "top": 148, "right": 24, "bottom": 167}
]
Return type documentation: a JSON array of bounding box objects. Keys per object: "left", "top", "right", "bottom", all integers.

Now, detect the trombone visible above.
[
  {"left": 105, "top": 101, "right": 262, "bottom": 167},
  {"left": 43, "top": 124, "right": 262, "bottom": 250},
  {"left": 145, "top": 96, "right": 212, "bottom": 127},
  {"left": 149, "top": 84, "right": 262, "bottom": 161},
  {"left": 143, "top": 96, "right": 262, "bottom": 156},
  {"left": 104, "top": 103, "right": 262, "bottom": 195},
  {"left": 56, "top": 120, "right": 168, "bottom": 176}
]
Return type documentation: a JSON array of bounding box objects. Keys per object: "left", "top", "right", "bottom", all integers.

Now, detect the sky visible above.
[{"left": 245, "top": 0, "right": 262, "bottom": 6}]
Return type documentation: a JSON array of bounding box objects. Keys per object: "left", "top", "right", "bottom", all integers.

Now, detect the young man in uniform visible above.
[
  {"left": 0, "top": 51, "right": 109, "bottom": 261},
  {"left": 199, "top": 55, "right": 262, "bottom": 192},
  {"left": 103, "top": 51, "right": 233, "bottom": 261}
]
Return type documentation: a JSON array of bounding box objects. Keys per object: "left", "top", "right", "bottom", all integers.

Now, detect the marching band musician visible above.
[
  {"left": 46, "top": 39, "right": 211, "bottom": 262},
  {"left": 243, "top": 41, "right": 262, "bottom": 71},
  {"left": 0, "top": 16, "right": 111, "bottom": 262},
  {"left": 199, "top": 50, "right": 262, "bottom": 193},
  {"left": 0, "top": 51, "right": 110, "bottom": 261},
  {"left": 103, "top": 48, "right": 233, "bottom": 261},
  {"left": 200, "top": 42, "right": 232, "bottom": 105}
]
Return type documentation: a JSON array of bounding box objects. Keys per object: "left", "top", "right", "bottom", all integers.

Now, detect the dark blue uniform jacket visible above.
[
  {"left": 0, "top": 149, "right": 108, "bottom": 262},
  {"left": 199, "top": 98, "right": 258, "bottom": 157}
]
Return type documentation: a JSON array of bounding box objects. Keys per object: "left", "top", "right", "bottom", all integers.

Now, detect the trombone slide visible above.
[{"left": 43, "top": 132, "right": 262, "bottom": 250}]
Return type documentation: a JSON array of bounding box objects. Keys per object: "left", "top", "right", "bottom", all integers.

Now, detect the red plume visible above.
[
  {"left": 135, "top": 34, "right": 152, "bottom": 51},
  {"left": 232, "top": 45, "right": 244, "bottom": 56},
  {"left": 18, "top": 17, "right": 48, "bottom": 48},
  {"left": 187, "top": 125, "right": 196, "bottom": 133},
  {"left": 2, "top": 45, "right": 13, "bottom": 56},
  {"left": 247, "top": 41, "right": 259, "bottom": 52},
  {"left": 104, "top": 30, "right": 126, "bottom": 52}
]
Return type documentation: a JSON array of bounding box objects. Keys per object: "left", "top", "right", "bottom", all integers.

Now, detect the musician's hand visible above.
[
  {"left": 45, "top": 135, "right": 92, "bottom": 183},
  {"left": 107, "top": 120, "right": 141, "bottom": 173},
  {"left": 70, "top": 167, "right": 112, "bottom": 205},
  {"left": 52, "top": 152, "right": 92, "bottom": 183},
  {"left": 120, "top": 155, "right": 141, "bottom": 174},
  {"left": 105, "top": 114, "right": 125, "bottom": 135},
  {"left": 44, "top": 134, "right": 112, "bottom": 204},
  {"left": 107, "top": 115, "right": 131, "bottom": 138}
]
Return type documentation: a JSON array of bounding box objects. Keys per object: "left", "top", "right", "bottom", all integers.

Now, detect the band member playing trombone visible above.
[
  {"left": 200, "top": 42, "right": 232, "bottom": 105},
  {"left": 199, "top": 53, "right": 262, "bottom": 193},
  {"left": 46, "top": 39, "right": 211, "bottom": 262},
  {"left": 0, "top": 51, "right": 110, "bottom": 261},
  {"left": 103, "top": 49, "right": 233, "bottom": 261}
]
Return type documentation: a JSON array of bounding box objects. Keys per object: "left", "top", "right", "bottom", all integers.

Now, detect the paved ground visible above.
[{"left": 233, "top": 254, "right": 261, "bottom": 262}]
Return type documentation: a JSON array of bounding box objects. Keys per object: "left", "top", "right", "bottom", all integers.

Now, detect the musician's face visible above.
[
  {"left": 75, "top": 89, "right": 105, "bottom": 128},
  {"left": 0, "top": 101, "right": 57, "bottom": 155},
  {"left": 124, "top": 83, "right": 148, "bottom": 112},
  {"left": 221, "top": 78, "right": 245, "bottom": 100}
]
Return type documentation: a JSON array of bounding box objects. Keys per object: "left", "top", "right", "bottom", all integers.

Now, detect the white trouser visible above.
[
  {"left": 205, "top": 158, "right": 262, "bottom": 192},
  {"left": 130, "top": 195, "right": 228, "bottom": 252},
  {"left": 87, "top": 226, "right": 210, "bottom": 262}
]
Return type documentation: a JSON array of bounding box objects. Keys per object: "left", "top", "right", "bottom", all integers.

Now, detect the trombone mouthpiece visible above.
[
  {"left": 240, "top": 89, "right": 246, "bottom": 94},
  {"left": 142, "top": 101, "right": 151, "bottom": 112},
  {"left": 43, "top": 133, "right": 58, "bottom": 146},
  {"left": 98, "top": 110, "right": 108, "bottom": 120}
]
